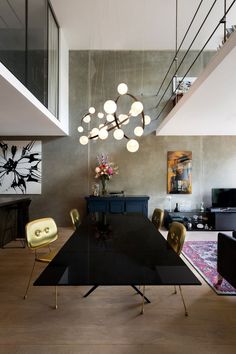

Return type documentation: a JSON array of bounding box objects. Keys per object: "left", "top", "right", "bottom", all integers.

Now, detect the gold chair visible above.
[
  {"left": 167, "top": 221, "right": 188, "bottom": 316},
  {"left": 141, "top": 221, "right": 188, "bottom": 316},
  {"left": 139, "top": 209, "right": 164, "bottom": 312},
  {"left": 70, "top": 208, "right": 80, "bottom": 230},
  {"left": 24, "top": 217, "right": 59, "bottom": 309},
  {"left": 151, "top": 208, "right": 164, "bottom": 231}
]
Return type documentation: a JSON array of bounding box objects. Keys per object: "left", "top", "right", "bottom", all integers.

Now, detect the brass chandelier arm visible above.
[{"left": 82, "top": 92, "right": 145, "bottom": 141}]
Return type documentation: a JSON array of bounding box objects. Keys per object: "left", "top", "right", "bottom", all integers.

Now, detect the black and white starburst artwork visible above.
[{"left": 0, "top": 141, "right": 42, "bottom": 194}]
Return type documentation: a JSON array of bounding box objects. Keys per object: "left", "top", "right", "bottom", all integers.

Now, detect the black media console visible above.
[
  {"left": 164, "top": 208, "right": 236, "bottom": 231},
  {"left": 210, "top": 208, "right": 236, "bottom": 231}
]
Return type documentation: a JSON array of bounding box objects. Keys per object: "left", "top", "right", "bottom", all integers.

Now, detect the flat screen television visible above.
[{"left": 212, "top": 188, "right": 236, "bottom": 208}]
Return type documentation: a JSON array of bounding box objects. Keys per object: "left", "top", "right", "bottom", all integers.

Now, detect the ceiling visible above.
[{"left": 50, "top": 0, "right": 236, "bottom": 50}]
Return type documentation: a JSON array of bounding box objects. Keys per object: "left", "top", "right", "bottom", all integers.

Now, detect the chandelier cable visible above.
[
  {"left": 155, "top": 0, "right": 204, "bottom": 98},
  {"left": 155, "top": 0, "right": 218, "bottom": 110}
]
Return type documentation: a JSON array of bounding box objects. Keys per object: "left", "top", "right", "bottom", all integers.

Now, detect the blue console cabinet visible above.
[{"left": 85, "top": 195, "right": 149, "bottom": 217}]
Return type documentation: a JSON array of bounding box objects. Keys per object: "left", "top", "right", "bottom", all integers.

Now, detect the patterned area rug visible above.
[{"left": 182, "top": 241, "right": 236, "bottom": 295}]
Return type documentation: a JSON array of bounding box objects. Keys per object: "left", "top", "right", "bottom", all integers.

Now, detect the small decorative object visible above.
[
  {"left": 200, "top": 202, "right": 204, "bottom": 212},
  {"left": 187, "top": 222, "right": 192, "bottom": 230},
  {"left": 174, "top": 203, "right": 180, "bottom": 212},
  {"left": 94, "top": 154, "right": 118, "bottom": 196},
  {"left": 167, "top": 151, "right": 192, "bottom": 194},
  {"left": 92, "top": 183, "right": 100, "bottom": 196},
  {"left": 196, "top": 223, "right": 204, "bottom": 229},
  {"left": 167, "top": 196, "right": 172, "bottom": 212}
]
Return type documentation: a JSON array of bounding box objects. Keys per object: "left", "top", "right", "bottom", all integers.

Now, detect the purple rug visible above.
[{"left": 182, "top": 241, "right": 236, "bottom": 295}]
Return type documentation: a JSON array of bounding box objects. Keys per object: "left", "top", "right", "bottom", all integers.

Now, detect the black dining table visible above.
[{"left": 34, "top": 213, "right": 201, "bottom": 303}]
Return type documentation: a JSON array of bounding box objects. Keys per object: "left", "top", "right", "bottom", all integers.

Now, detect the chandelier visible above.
[{"left": 77, "top": 83, "right": 151, "bottom": 152}]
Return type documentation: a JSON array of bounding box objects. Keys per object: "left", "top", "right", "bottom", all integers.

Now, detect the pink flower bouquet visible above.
[{"left": 95, "top": 154, "right": 118, "bottom": 195}]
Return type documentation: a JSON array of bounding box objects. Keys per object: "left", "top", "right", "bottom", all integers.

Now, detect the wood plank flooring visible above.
[{"left": 0, "top": 227, "right": 236, "bottom": 354}]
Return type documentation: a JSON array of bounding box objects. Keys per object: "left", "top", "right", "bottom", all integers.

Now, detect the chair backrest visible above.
[
  {"left": 217, "top": 232, "right": 236, "bottom": 288},
  {"left": 26, "top": 217, "right": 58, "bottom": 250},
  {"left": 167, "top": 221, "right": 186, "bottom": 255},
  {"left": 70, "top": 208, "right": 80, "bottom": 229},
  {"left": 152, "top": 208, "right": 164, "bottom": 230}
]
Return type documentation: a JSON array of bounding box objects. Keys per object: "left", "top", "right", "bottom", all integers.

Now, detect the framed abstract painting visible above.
[
  {"left": 0, "top": 140, "right": 42, "bottom": 194},
  {"left": 167, "top": 151, "right": 192, "bottom": 194}
]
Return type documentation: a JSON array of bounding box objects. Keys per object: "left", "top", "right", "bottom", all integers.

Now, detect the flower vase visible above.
[{"left": 101, "top": 177, "right": 107, "bottom": 196}]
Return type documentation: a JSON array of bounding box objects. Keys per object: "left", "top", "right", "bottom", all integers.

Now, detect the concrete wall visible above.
[{"left": 2, "top": 50, "right": 236, "bottom": 226}]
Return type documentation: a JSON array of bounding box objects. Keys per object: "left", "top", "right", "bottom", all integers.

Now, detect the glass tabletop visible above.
[{"left": 34, "top": 213, "right": 201, "bottom": 287}]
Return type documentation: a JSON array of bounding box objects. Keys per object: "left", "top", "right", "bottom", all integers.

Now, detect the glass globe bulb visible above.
[
  {"left": 117, "top": 83, "right": 128, "bottom": 95},
  {"left": 77, "top": 126, "right": 84, "bottom": 133},
  {"left": 144, "top": 115, "right": 151, "bottom": 125},
  {"left": 79, "top": 136, "right": 89, "bottom": 145},
  {"left": 106, "top": 114, "right": 114, "bottom": 122},
  {"left": 83, "top": 115, "right": 91, "bottom": 123},
  {"left": 99, "top": 128, "right": 109, "bottom": 140},
  {"left": 113, "top": 129, "right": 124, "bottom": 140},
  {"left": 89, "top": 106, "right": 95, "bottom": 114},
  {"left": 126, "top": 139, "right": 139, "bottom": 152},
  {"left": 130, "top": 101, "right": 143, "bottom": 117},
  {"left": 134, "top": 126, "right": 144, "bottom": 136},
  {"left": 118, "top": 114, "right": 129, "bottom": 125},
  {"left": 98, "top": 112, "right": 104, "bottom": 119},
  {"left": 104, "top": 100, "right": 117, "bottom": 114}
]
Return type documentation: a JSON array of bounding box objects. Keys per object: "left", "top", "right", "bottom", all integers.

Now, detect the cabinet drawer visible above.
[
  {"left": 87, "top": 201, "right": 108, "bottom": 213},
  {"left": 126, "top": 201, "right": 144, "bottom": 213},
  {"left": 109, "top": 201, "right": 125, "bottom": 213}
]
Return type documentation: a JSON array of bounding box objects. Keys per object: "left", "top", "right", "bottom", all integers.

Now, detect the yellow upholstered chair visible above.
[
  {"left": 70, "top": 208, "right": 80, "bottom": 230},
  {"left": 151, "top": 208, "right": 164, "bottom": 231},
  {"left": 24, "top": 217, "right": 59, "bottom": 308},
  {"left": 167, "top": 221, "right": 188, "bottom": 316}
]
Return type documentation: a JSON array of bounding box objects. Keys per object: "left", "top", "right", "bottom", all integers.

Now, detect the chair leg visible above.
[
  {"left": 173, "top": 285, "right": 177, "bottom": 294},
  {"left": 140, "top": 285, "right": 145, "bottom": 315},
  {"left": 24, "top": 259, "right": 36, "bottom": 299},
  {"left": 55, "top": 286, "right": 58, "bottom": 309},
  {"left": 179, "top": 286, "right": 188, "bottom": 316},
  {"left": 215, "top": 274, "right": 223, "bottom": 288}
]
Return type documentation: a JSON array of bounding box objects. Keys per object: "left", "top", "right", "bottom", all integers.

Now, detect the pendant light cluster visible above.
[{"left": 77, "top": 83, "right": 151, "bottom": 152}]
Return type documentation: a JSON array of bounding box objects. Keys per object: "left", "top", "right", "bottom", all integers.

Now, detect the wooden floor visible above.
[{"left": 0, "top": 228, "right": 236, "bottom": 354}]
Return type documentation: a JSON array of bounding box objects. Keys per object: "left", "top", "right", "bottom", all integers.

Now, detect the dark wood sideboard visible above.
[
  {"left": 85, "top": 195, "right": 149, "bottom": 217},
  {"left": 0, "top": 197, "right": 31, "bottom": 247}
]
